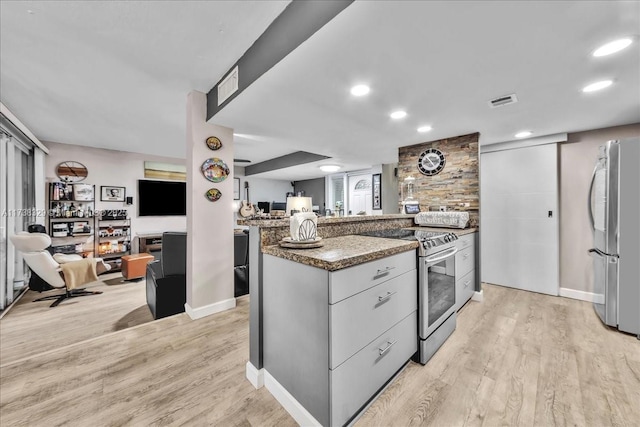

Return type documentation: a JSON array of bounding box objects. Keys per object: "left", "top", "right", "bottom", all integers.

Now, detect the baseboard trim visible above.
[
  {"left": 559, "top": 287, "right": 604, "bottom": 304},
  {"left": 185, "top": 298, "right": 236, "bottom": 320},
  {"left": 264, "top": 369, "right": 322, "bottom": 427},
  {"left": 0, "top": 286, "right": 29, "bottom": 320},
  {"left": 472, "top": 289, "right": 484, "bottom": 302},
  {"left": 246, "top": 362, "right": 264, "bottom": 389}
]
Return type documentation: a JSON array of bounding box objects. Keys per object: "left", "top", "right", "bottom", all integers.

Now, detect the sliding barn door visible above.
[{"left": 481, "top": 143, "right": 559, "bottom": 296}]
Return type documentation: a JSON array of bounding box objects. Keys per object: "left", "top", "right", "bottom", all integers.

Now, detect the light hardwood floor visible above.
[
  {"left": 1, "top": 284, "right": 638, "bottom": 426},
  {"left": 0, "top": 272, "right": 153, "bottom": 365}
]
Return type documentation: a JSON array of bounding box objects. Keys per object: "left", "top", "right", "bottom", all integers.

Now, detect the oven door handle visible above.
[{"left": 424, "top": 247, "right": 458, "bottom": 264}]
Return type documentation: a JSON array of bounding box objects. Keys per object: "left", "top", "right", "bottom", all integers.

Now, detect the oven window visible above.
[{"left": 428, "top": 258, "right": 455, "bottom": 326}]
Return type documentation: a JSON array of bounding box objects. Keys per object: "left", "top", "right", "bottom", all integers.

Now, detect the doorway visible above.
[
  {"left": 1, "top": 130, "right": 35, "bottom": 310},
  {"left": 347, "top": 173, "right": 373, "bottom": 216},
  {"left": 480, "top": 142, "right": 559, "bottom": 296}
]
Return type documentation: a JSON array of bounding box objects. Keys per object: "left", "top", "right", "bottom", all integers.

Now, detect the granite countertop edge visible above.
[
  {"left": 238, "top": 214, "right": 416, "bottom": 228},
  {"left": 262, "top": 238, "right": 419, "bottom": 271},
  {"left": 261, "top": 228, "right": 478, "bottom": 271}
]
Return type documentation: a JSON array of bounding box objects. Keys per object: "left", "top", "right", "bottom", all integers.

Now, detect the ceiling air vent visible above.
[
  {"left": 488, "top": 93, "right": 518, "bottom": 108},
  {"left": 217, "top": 66, "right": 239, "bottom": 106}
]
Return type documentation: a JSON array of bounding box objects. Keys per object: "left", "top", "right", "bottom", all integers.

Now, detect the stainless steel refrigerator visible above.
[{"left": 588, "top": 138, "right": 639, "bottom": 337}]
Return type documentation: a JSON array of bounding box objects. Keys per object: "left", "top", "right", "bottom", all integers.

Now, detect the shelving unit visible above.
[
  {"left": 94, "top": 216, "right": 131, "bottom": 271},
  {"left": 47, "top": 182, "right": 95, "bottom": 256}
]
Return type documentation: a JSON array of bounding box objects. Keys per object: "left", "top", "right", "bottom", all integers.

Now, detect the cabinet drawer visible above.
[
  {"left": 455, "top": 245, "right": 474, "bottom": 278},
  {"left": 456, "top": 233, "right": 475, "bottom": 250},
  {"left": 330, "top": 312, "right": 417, "bottom": 427},
  {"left": 329, "top": 250, "right": 416, "bottom": 304},
  {"left": 330, "top": 269, "right": 417, "bottom": 369},
  {"left": 456, "top": 269, "right": 475, "bottom": 311}
]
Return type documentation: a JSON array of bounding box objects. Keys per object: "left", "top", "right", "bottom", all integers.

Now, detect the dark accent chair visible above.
[
  {"left": 234, "top": 231, "right": 249, "bottom": 297},
  {"left": 146, "top": 232, "right": 187, "bottom": 319}
]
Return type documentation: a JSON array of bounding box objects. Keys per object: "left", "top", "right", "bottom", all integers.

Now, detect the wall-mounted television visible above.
[{"left": 138, "top": 179, "right": 186, "bottom": 216}]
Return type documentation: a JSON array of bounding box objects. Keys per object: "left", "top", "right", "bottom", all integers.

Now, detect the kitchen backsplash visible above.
[{"left": 398, "top": 132, "right": 479, "bottom": 227}]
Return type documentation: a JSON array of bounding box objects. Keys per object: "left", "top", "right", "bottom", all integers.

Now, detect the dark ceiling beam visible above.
[
  {"left": 245, "top": 151, "right": 330, "bottom": 176},
  {"left": 206, "top": 0, "right": 354, "bottom": 120}
]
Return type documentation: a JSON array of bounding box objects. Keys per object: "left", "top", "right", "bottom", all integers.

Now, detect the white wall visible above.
[
  {"left": 560, "top": 123, "right": 640, "bottom": 294},
  {"left": 233, "top": 166, "right": 293, "bottom": 220},
  {"left": 44, "top": 141, "right": 187, "bottom": 251},
  {"left": 186, "top": 91, "right": 235, "bottom": 318}
]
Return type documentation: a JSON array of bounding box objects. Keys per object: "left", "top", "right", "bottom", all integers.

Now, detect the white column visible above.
[{"left": 185, "top": 91, "right": 235, "bottom": 319}]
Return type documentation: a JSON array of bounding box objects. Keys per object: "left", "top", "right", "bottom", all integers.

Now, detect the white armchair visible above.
[{"left": 10, "top": 232, "right": 111, "bottom": 307}]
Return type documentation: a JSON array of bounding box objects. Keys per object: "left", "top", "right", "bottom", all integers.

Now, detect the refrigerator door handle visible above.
[
  {"left": 588, "top": 248, "right": 605, "bottom": 257},
  {"left": 587, "top": 164, "right": 598, "bottom": 231},
  {"left": 588, "top": 248, "right": 619, "bottom": 259}
]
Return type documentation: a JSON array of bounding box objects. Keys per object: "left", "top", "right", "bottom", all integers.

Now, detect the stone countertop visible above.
[
  {"left": 237, "top": 214, "right": 415, "bottom": 228},
  {"left": 262, "top": 235, "right": 419, "bottom": 271}
]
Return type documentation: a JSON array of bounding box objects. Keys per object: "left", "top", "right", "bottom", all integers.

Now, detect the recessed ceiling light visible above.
[
  {"left": 350, "top": 85, "right": 370, "bottom": 96},
  {"left": 319, "top": 165, "right": 340, "bottom": 172},
  {"left": 390, "top": 110, "right": 407, "bottom": 119},
  {"left": 582, "top": 80, "right": 613, "bottom": 93},
  {"left": 593, "top": 38, "right": 633, "bottom": 57},
  {"left": 515, "top": 131, "right": 532, "bottom": 138},
  {"left": 417, "top": 126, "right": 432, "bottom": 133}
]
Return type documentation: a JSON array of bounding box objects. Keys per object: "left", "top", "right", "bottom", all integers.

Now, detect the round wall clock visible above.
[
  {"left": 56, "top": 161, "right": 88, "bottom": 182},
  {"left": 418, "top": 148, "right": 446, "bottom": 176}
]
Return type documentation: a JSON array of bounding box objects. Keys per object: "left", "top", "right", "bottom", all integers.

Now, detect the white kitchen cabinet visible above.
[
  {"left": 263, "top": 251, "right": 417, "bottom": 426},
  {"left": 455, "top": 232, "right": 477, "bottom": 310}
]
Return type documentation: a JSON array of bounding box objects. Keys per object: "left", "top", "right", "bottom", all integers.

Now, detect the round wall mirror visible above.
[{"left": 56, "top": 161, "right": 88, "bottom": 183}]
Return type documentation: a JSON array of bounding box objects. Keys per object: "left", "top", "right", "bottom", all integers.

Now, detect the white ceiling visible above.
[
  {"left": 2, "top": 1, "right": 639, "bottom": 181},
  {"left": 0, "top": 0, "right": 289, "bottom": 157},
  {"left": 216, "top": 0, "right": 640, "bottom": 180}
]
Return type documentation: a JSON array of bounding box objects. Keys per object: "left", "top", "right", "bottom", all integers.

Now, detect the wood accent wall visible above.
[{"left": 398, "top": 132, "right": 479, "bottom": 227}]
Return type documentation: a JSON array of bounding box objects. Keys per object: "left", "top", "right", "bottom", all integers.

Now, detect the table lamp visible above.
[{"left": 286, "top": 196, "right": 313, "bottom": 216}]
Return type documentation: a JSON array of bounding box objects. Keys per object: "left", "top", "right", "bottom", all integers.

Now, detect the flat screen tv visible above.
[{"left": 138, "top": 180, "right": 186, "bottom": 216}]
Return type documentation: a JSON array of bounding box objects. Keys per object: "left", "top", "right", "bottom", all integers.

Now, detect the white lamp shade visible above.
[{"left": 286, "top": 197, "right": 313, "bottom": 215}]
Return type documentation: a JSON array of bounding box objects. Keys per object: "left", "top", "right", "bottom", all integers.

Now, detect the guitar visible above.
[{"left": 239, "top": 182, "right": 256, "bottom": 218}]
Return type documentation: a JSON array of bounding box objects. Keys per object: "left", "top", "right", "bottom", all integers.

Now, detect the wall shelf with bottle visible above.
[
  {"left": 48, "top": 182, "right": 95, "bottom": 256},
  {"left": 94, "top": 214, "right": 131, "bottom": 271}
]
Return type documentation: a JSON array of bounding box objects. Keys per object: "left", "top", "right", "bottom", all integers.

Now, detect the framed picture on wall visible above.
[
  {"left": 73, "top": 184, "right": 94, "bottom": 201},
  {"left": 100, "top": 186, "right": 126, "bottom": 202},
  {"left": 234, "top": 178, "right": 241, "bottom": 200},
  {"left": 372, "top": 173, "right": 382, "bottom": 210}
]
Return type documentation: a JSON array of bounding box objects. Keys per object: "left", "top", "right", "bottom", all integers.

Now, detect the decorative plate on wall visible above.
[
  {"left": 201, "top": 158, "right": 229, "bottom": 182},
  {"left": 205, "top": 188, "right": 222, "bottom": 202},
  {"left": 206, "top": 136, "right": 222, "bottom": 150}
]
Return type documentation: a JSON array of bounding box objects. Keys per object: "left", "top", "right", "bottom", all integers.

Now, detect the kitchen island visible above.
[
  {"left": 262, "top": 234, "right": 418, "bottom": 426},
  {"left": 242, "top": 215, "right": 479, "bottom": 426}
]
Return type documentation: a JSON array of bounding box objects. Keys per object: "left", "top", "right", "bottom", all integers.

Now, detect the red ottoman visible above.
[{"left": 121, "top": 253, "right": 154, "bottom": 281}]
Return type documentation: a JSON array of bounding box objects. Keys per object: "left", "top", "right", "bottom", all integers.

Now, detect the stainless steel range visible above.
[{"left": 359, "top": 229, "right": 459, "bottom": 364}]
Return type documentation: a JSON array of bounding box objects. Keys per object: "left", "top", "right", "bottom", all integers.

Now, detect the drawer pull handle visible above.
[
  {"left": 375, "top": 266, "right": 396, "bottom": 276},
  {"left": 379, "top": 340, "right": 397, "bottom": 356},
  {"left": 377, "top": 291, "right": 397, "bottom": 303},
  {"left": 463, "top": 253, "right": 470, "bottom": 259},
  {"left": 464, "top": 280, "right": 471, "bottom": 288}
]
